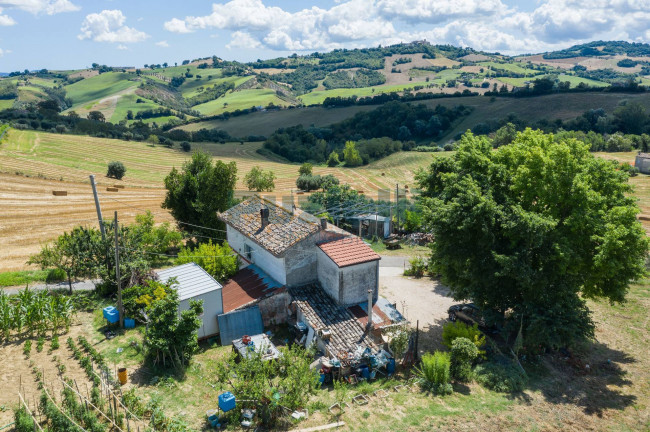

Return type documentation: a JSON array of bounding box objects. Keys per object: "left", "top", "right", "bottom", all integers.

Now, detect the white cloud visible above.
[
  {"left": 78, "top": 10, "right": 149, "bottom": 44},
  {"left": 376, "top": 0, "right": 506, "bottom": 23},
  {"left": 155, "top": 40, "right": 169, "bottom": 47},
  {"left": 0, "top": 7, "right": 15, "bottom": 25},
  {"left": 0, "top": 0, "right": 79, "bottom": 15},
  {"left": 164, "top": 17, "right": 192, "bottom": 33},
  {"left": 117, "top": 44, "right": 127, "bottom": 50},
  {"left": 226, "top": 30, "right": 261, "bottom": 49},
  {"left": 0, "top": 47, "right": 4, "bottom": 56},
  {"left": 162, "top": 0, "right": 650, "bottom": 55}
]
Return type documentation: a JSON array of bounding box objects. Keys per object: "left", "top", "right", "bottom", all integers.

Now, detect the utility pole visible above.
[
  {"left": 114, "top": 211, "right": 124, "bottom": 329},
  {"left": 90, "top": 175, "right": 106, "bottom": 241},
  {"left": 395, "top": 183, "right": 400, "bottom": 234}
]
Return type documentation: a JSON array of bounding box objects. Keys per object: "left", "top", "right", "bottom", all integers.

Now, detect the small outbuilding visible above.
[
  {"left": 635, "top": 153, "right": 650, "bottom": 174},
  {"left": 155, "top": 262, "right": 223, "bottom": 339},
  {"left": 349, "top": 214, "right": 392, "bottom": 238},
  {"left": 317, "top": 237, "right": 381, "bottom": 305}
]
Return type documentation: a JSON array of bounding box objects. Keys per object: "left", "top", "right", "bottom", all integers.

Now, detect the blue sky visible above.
[{"left": 1, "top": 0, "right": 649, "bottom": 71}]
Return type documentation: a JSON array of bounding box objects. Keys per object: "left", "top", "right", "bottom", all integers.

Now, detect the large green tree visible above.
[
  {"left": 417, "top": 129, "right": 648, "bottom": 349},
  {"left": 163, "top": 152, "right": 237, "bottom": 238}
]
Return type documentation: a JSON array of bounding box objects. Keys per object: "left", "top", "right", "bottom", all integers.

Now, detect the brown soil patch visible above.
[
  {"left": 0, "top": 315, "right": 96, "bottom": 426},
  {"left": 68, "top": 70, "right": 99, "bottom": 80}
]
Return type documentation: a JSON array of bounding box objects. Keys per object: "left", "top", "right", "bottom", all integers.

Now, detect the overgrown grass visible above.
[{"left": 0, "top": 270, "right": 48, "bottom": 287}]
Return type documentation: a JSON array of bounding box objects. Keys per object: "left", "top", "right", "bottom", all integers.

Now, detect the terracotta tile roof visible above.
[
  {"left": 218, "top": 196, "right": 320, "bottom": 256},
  {"left": 222, "top": 266, "right": 284, "bottom": 313},
  {"left": 317, "top": 237, "right": 381, "bottom": 268},
  {"left": 289, "top": 284, "right": 376, "bottom": 358}
]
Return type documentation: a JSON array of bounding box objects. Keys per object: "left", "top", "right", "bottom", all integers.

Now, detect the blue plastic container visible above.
[
  {"left": 208, "top": 414, "right": 219, "bottom": 427},
  {"left": 358, "top": 365, "right": 370, "bottom": 379},
  {"left": 386, "top": 358, "right": 396, "bottom": 375},
  {"left": 102, "top": 306, "right": 119, "bottom": 324},
  {"left": 124, "top": 318, "right": 135, "bottom": 329},
  {"left": 218, "top": 392, "right": 236, "bottom": 412}
]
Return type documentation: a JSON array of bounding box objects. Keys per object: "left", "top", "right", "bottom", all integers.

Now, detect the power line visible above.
[{"left": 97, "top": 192, "right": 229, "bottom": 234}]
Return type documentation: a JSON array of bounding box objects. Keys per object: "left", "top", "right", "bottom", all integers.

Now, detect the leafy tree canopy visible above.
[
  {"left": 417, "top": 129, "right": 648, "bottom": 348},
  {"left": 244, "top": 165, "right": 276, "bottom": 192},
  {"left": 163, "top": 151, "right": 237, "bottom": 238}
]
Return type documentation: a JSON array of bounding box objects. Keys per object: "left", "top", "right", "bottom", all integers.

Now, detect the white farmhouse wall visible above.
[
  {"left": 178, "top": 288, "right": 223, "bottom": 338},
  {"left": 317, "top": 248, "right": 342, "bottom": 303},
  {"left": 285, "top": 230, "right": 346, "bottom": 287},
  {"left": 340, "top": 260, "right": 379, "bottom": 305},
  {"left": 226, "top": 225, "right": 286, "bottom": 284}
]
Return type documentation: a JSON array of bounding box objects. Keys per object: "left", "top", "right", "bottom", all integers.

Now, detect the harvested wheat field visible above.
[
  {"left": 0, "top": 173, "right": 168, "bottom": 272},
  {"left": 0, "top": 130, "right": 430, "bottom": 271}
]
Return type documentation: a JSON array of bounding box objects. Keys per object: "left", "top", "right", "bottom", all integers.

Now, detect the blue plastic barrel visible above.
[
  {"left": 218, "top": 392, "right": 236, "bottom": 412},
  {"left": 124, "top": 318, "right": 135, "bottom": 328}
]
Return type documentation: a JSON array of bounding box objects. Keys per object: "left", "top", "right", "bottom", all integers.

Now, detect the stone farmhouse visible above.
[{"left": 217, "top": 196, "right": 404, "bottom": 359}]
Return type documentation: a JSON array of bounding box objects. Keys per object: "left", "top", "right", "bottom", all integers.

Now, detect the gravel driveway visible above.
[{"left": 379, "top": 261, "right": 457, "bottom": 353}]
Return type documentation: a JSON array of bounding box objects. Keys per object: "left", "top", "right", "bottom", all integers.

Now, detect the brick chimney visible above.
[{"left": 260, "top": 207, "right": 269, "bottom": 229}]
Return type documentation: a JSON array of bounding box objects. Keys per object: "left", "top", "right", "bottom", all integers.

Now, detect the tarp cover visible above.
[{"left": 217, "top": 306, "right": 264, "bottom": 345}]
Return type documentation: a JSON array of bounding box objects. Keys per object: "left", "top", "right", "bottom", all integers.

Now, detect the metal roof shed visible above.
[
  {"left": 217, "top": 306, "right": 264, "bottom": 345},
  {"left": 155, "top": 263, "right": 224, "bottom": 339}
]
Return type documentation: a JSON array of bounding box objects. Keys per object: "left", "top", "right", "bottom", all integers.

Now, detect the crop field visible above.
[
  {"left": 110, "top": 93, "right": 178, "bottom": 123},
  {"left": 0, "top": 129, "right": 434, "bottom": 271},
  {"left": 298, "top": 81, "right": 431, "bottom": 106},
  {"left": 65, "top": 72, "right": 138, "bottom": 109},
  {"left": 180, "top": 75, "right": 253, "bottom": 99},
  {"left": 194, "top": 88, "right": 288, "bottom": 115},
  {"left": 0, "top": 99, "right": 14, "bottom": 110},
  {"left": 478, "top": 61, "right": 535, "bottom": 75},
  {"left": 181, "top": 92, "right": 650, "bottom": 143}
]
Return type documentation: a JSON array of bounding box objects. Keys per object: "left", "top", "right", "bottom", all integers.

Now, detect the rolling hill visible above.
[{"left": 1, "top": 40, "right": 649, "bottom": 132}]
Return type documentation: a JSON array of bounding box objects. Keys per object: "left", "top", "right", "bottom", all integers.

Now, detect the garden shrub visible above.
[
  {"left": 107, "top": 161, "right": 126, "bottom": 179},
  {"left": 46, "top": 268, "right": 66, "bottom": 284},
  {"left": 416, "top": 351, "right": 452, "bottom": 395},
  {"left": 450, "top": 337, "right": 479, "bottom": 382},
  {"left": 474, "top": 360, "right": 527, "bottom": 392},
  {"left": 404, "top": 256, "right": 427, "bottom": 277},
  {"left": 442, "top": 320, "right": 486, "bottom": 353},
  {"left": 14, "top": 406, "right": 35, "bottom": 432}
]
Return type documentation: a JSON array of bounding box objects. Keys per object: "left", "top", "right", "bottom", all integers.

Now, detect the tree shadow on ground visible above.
[
  {"left": 414, "top": 316, "right": 450, "bottom": 354},
  {"left": 503, "top": 340, "right": 636, "bottom": 418}
]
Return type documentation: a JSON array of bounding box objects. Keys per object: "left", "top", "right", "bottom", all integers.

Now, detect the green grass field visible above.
[
  {"left": 193, "top": 88, "right": 288, "bottom": 115},
  {"left": 299, "top": 81, "right": 431, "bottom": 106},
  {"left": 180, "top": 74, "right": 252, "bottom": 98},
  {"left": 65, "top": 72, "right": 138, "bottom": 108},
  {"left": 0, "top": 270, "right": 48, "bottom": 287},
  {"left": 110, "top": 93, "right": 177, "bottom": 123},
  {"left": 0, "top": 99, "right": 14, "bottom": 110},
  {"left": 478, "top": 61, "right": 534, "bottom": 75}
]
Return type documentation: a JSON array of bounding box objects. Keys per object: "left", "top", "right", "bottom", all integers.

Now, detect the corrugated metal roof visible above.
[
  {"left": 222, "top": 265, "right": 284, "bottom": 313},
  {"left": 155, "top": 263, "right": 223, "bottom": 301},
  {"left": 217, "top": 306, "right": 264, "bottom": 345}
]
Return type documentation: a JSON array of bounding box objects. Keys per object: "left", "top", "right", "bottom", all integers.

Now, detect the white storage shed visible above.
[{"left": 155, "top": 262, "right": 224, "bottom": 339}]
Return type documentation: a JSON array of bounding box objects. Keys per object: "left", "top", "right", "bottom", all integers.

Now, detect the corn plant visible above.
[
  {"left": 0, "top": 288, "right": 77, "bottom": 339},
  {"left": 0, "top": 292, "right": 12, "bottom": 340}
]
